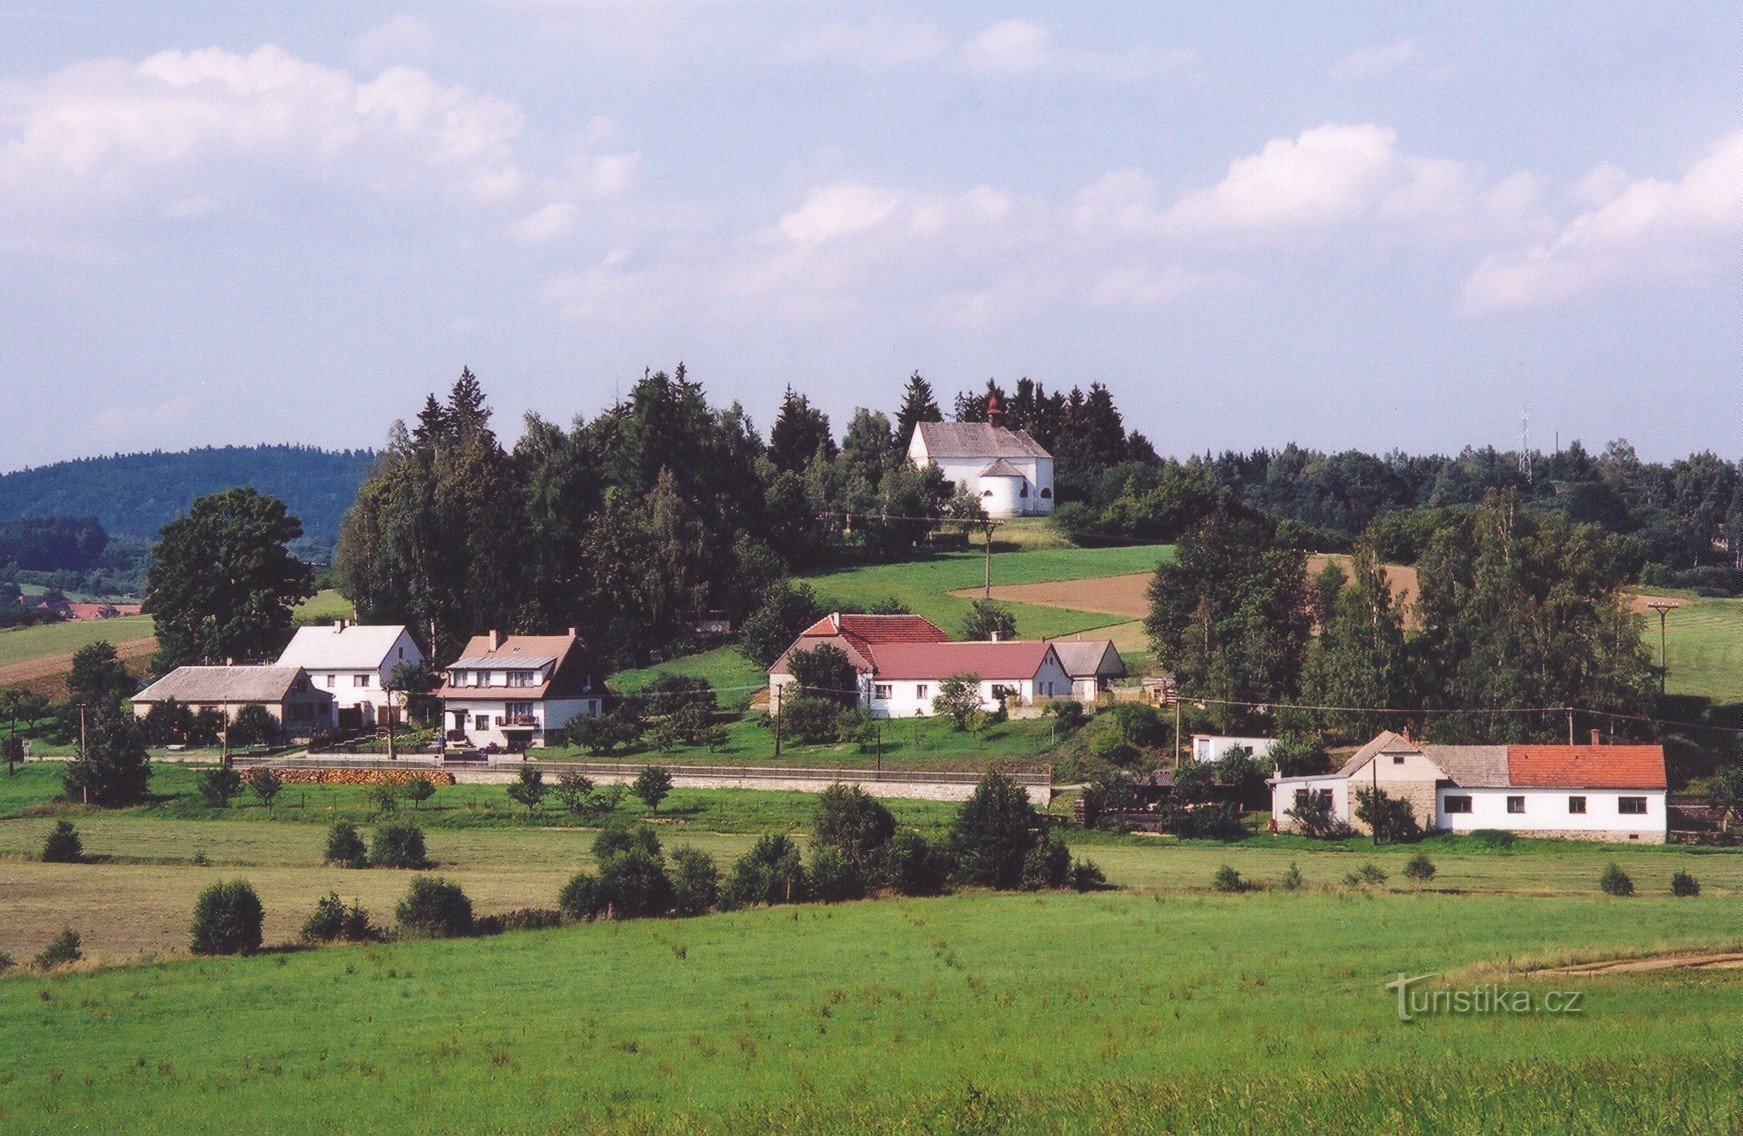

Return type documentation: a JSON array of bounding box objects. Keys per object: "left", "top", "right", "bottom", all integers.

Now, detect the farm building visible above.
[
  {"left": 907, "top": 411, "right": 1054, "bottom": 518},
  {"left": 130, "top": 666, "right": 335, "bottom": 737},
  {"left": 1192, "top": 735, "right": 1277, "bottom": 764},
  {"left": 437, "top": 630, "right": 606, "bottom": 751},
  {"left": 1270, "top": 730, "right": 1669, "bottom": 843},
  {"left": 274, "top": 621, "right": 423, "bottom": 731},
  {"left": 1045, "top": 638, "right": 1127, "bottom": 701},
  {"left": 768, "top": 612, "right": 1073, "bottom": 717}
]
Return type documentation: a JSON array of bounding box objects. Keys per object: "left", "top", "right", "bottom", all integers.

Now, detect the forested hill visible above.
[{"left": 0, "top": 446, "right": 374, "bottom": 555}]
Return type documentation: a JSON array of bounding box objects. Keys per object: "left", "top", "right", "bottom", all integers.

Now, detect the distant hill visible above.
[{"left": 0, "top": 445, "right": 375, "bottom": 558}]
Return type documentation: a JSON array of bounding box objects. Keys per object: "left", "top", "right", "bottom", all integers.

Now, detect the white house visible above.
[
  {"left": 767, "top": 613, "right": 1072, "bottom": 718},
  {"left": 1045, "top": 639, "right": 1127, "bottom": 701},
  {"left": 275, "top": 621, "right": 424, "bottom": 730},
  {"left": 131, "top": 666, "right": 335, "bottom": 738},
  {"left": 1192, "top": 734, "right": 1276, "bottom": 764},
  {"left": 908, "top": 421, "right": 1054, "bottom": 517},
  {"left": 1270, "top": 731, "right": 1669, "bottom": 843},
  {"left": 437, "top": 630, "right": 605, "bottom": 751}
]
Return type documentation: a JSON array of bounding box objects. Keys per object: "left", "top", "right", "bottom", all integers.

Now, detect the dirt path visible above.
[{"left": 1532, "top": 950, "right": 1743, "bottom": 975}]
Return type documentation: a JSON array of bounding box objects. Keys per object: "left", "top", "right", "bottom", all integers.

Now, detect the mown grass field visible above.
[
  {"left": 2, "top": 889, "right": 1742, "bottom": 1133},
  {"left": 0, "top": 614, "right": 155, "bottom": 669},
  {"left": 1653, "top": 591, "right": 1743, "bottom": 707}
]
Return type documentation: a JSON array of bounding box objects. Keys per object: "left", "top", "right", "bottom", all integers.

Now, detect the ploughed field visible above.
[{"left": 2, "top": 889, "right": 1742, "bottom": 1134}]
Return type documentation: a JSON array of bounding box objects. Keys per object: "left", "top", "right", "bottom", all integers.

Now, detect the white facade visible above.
[
  {"left": 907, "top": 424, "right": 1055, "bottom": 518},
  {"left": 276, "top": 623, "right": 423, "bottom": 727},
  {"left": 1435, "top": 787, "right": 1666, "bottom": 841},
  {"left": 866, "top": 658, "right": 1072, "bottom": 718},
  {"left": 1193, "top": 735, "right": 1277, "bottom": 764},
  {"left": 1271, "top": 775, "right": 1353, "bottom": 826},
  {"left": 448, "top": 696, "right": 601, "bottom": 750}
]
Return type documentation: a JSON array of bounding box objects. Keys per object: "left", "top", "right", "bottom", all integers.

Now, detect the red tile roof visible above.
[
  {"left": 798, "top": 613, "right": 951, "bottom": 644},
  {"left": 864, "top": 640, "right": 1058, "bottom": 681},
  {"left": 1507, "top": 745, "right": 1667, "bottom": 790}
]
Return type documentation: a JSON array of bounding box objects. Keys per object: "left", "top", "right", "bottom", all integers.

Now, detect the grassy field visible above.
[
  {"left": 1650, "top": 590, "right": 1743, "bottom": 707},
  {"left": 796, "top": 543, "right": 1171, "bottom": 642},
  {"left": 2, "top": 889, "right": 1742, "bottom": 1132},
  {"left": 610, "top": 646, "right": 768, "bottom": 709},
  {"left": 293, "top": 588, "right": 355, "bottom": 624},
  {"left": 0, "top": 615, "right": 155, "bottom": 669}
]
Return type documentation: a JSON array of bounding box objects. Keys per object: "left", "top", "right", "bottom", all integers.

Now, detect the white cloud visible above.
[
  {"left": 0, "top": 44, "right": 529, "bottom": 240},
  {"left": 352, "top": 15, "right": 442, "bottom": 68},
  {"left": 961, "top": 19, "right": 1193, "bottom": 80},
  {"left": 1332, "top": 38, "right": 1417, "bottom": 79},
  {"left": 777, "top": 182, "right": 903, "bottom": 244},
  {"left": 1464, "top": 129, "right": 1743, "bottom": 311},
  {"left": 782, "top": 21, "right": 946, "bottom": 67},
  {"left": 511, "top": 200, "right": 581, "bottom": 243}
]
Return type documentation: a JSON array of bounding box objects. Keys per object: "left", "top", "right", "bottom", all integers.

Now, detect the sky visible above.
[{"left": 1, "top": 2, "right": 1739, "bottom": 472}]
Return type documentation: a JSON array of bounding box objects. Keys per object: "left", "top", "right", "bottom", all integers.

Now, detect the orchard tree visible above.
[
  {"left": 633, "top": 766, "right": 674, "bottom": 814},
  {"left": 63, "top": 712, "right": 151, "bottom": 806},
  {"left": 932, "top": 673, "right": 984, "bottom": 729},
  {"left": 146, "top": 488, "right": 315, "bottom": 671},
  {"left": 960, "top": 600, "right": 1017, "bottom": 642}
]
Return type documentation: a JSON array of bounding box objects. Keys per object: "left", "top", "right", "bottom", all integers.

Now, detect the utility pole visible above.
[
  {"left": 1173, "top": 692, "right": 1182, "bottom": 771},
  {"left": 981, "top": 519, "right": 1000, "bottom": 598},
  {"left": 772, "top": 692, "right": 782, "bottom": 760},
  {"left": 78, "top": 703, "right": 88, "bottom": 805},
  {"left": 1566, "top": 707, "right": 1575, "bottom": 746},
  {"left": 1646, "top": 600, "right": 1678, "bottom": 697}
]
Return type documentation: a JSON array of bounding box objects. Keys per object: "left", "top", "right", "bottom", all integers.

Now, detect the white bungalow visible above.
[
  {"left": 862, "top": 641, "right": 1073, "bottom": 717},
  {"left": 1270, "top": 731, "right": 1669, "bottom": 843},
  {"left": 275, "top": 621, "right": 424, "bottom": 730},
  {"left": 908, "top": 421, "right": 1054, "bottom": 517}
]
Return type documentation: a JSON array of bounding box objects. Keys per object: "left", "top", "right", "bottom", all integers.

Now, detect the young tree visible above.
[
  {"left": 228, "top": 704, "right": 277, "bottom": 748},
  {"left": 813, "top": 783, "right": 897, "bottom": 868},
  {"left": 507, "top": 767, "right": 546, "bottom": 816},
  {"left": 67, "top": 641, "right": 137, "bottom": 712},
  {"left": 1709, "top": 765, "right": 1743, "bottom": 833},
  {"left": 669, "top": 846, "right": 720, "bottom": 916},
  {"left": 404, "top": 776, "right": 437, "bottom": 811},
  {"left": 960, "top": 600, "right": 1017, "bottom": 642},
  {"left": 633, "top": 766, "right": 673, "bottom": 814},
  {"left": 723, "top": 834, "right": 807, "bottom": 907},
  {"left": 324, "top": 821, "right": 368, "bottom": 868},
  {"left": 1353, "top": 787, "right": 1421, "bottom": 844},
  {"left": 190, "top": 880, "right": 265, "bottom": 956},
  {"left": 41, "top": 820, "right": 82, "bottom": 863},
  {"left": 556, "top": 771, "right": 596, "bottom": 817},
  {"left": 370, "top": 823, "right": 429, "bottom": 869},
  {"left": 62, "top": 712, "right": 151, "bottom": 806},
  {"left": 245, "top": 766, "right": 283, "bottom": 812},
  {"left": 396, "top": 876, "right": 473, "bottom": 938},
  {"left": 949, "top": 771, "right": 1038, "bottom": 889},
  {"left": 146, "top": 487, "right": 315, "bottom": 671},
  {"left": 931, "top": 673, "right": 984, "bottom": 729},
  {"left": 197, "top": 766, "right": 244, "bottom": 808}
]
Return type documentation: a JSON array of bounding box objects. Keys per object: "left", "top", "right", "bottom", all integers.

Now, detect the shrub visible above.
[
  {"left": 1344, "top": 862, "right": 1388, "bottom": 888},
  {"left": 507, "top": 767, "right": 546, "bottom": 815},
  {"left": 1354, "top": 787, "right": 1421, "bottom": 844},
  {"left": 557, "top": 872, "right": 601, "bottom": 921},
  {"left": 931, "top": 673, "right": 984, "bottom": 729},
  {"left": 596, "top": 849, "right": 674, "bottom": 919},
  {"left": 1599, "top": 863, "right": 1634, "bottom": 897},
  {"left": 1403, "top": 853, "right": 1437, "bottom": 887},
  {"left": 880, "top": 830, "right": 951, "bottom": 897},
  {"left": 368, "top": 781, "right": 400, "bottom": 815},
  {"left": 197, "top": 766, "right": 244, "bottom": 808},
  {"left": 633, "top": 766, "right": 673, "bottom": 814},
  {"left": 1211, "top": 864, "right": 1245, "bottom": 893},
  {"left": 190, "top": 880, "right": 265, "bottom": 956},
  {"left": 780, "top": 695, "right": 841, "bottom": 745},
  {"left": 1469, "top": 829, "right": 1515, "bottom": 849},
  {"left": 813, "top": 783, "right": 896, "bottom": 867},
  {"left": 228, "top": 703, "right": 277, "bottom": 747},
  {"left": 950, "top": 771, "right": 1038, "bottom": 889},
  {"left": 396, "top": 876, "right": 473, "bottom": 938},
  {"left": 1080, "top": 771, "right": 1138, "bottom": 829},
  {"left": 723, "top": 834, "right": 807, "bottom": 908},
  {"left": 0, "top": 951, "right": 13, "bottom": 972},
  {"left": 324, "top": 821, "right": 368, "bottom": 868},
  {"left": 593, "top": 822, "right": 661, "bottom": 862},
  {"left": 1020, "top": 831, "right": 1072, "bottom": 890},
  {"left": 1110, "top": 704, "right": 1168, "bottom": 749},
  {"left": 300, "top": 892, "right": 377, "bottom": 943},
  {"left": 404, "top": 777, "right": 436, "bottom": 811},
  {"left": 1088, "top": 729, "right": 1141, "bottom": 768},
  {"left": 1069, "top": 859, "right": 1106, "bottom": 892},
  {"left": 35, "top": 928, "right": 81, "bottom": 968},
  {"left": 370, "top": 823, "right": 429, "bottom": 869},
  {"left": 476, "top": 909, "right": 563, "bottom": 935},
  {"left": 806, "top": 847, "right": 865, "bottom": 903},
  {"left": 1051, "top": 699, "right": 1087, "bottom": 733},
  {"left": 40, "top": 820, "right": 82, "bottom": 863},
  {"left": 670, "top": 846, "right": 720, "bottom": 916},
  {"left": 244, "top": 766, "right": 283, "bottom": 811},
  {"left": 1671, "top": 870, "right": 1701, "bottom": 897},
  {"left": 556, "top": 771, "right": 596, "bottom": 816},
  {"left": 1279, "top": 862, "right": 1305, "bottom": 891},
  {"left": 1284, "top": 790, "right": 1353, "bottom": 840}
]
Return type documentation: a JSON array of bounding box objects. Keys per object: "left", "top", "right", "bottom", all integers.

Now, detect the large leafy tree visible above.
[
  {"left": 1145, "top": 505, "right": 1310, "bottom": 726},
  {"left": 1301, "top": 544, "right": 1413, "bottom": 741},
  {"left": 146, "top": 487, "right": 314, "bottom": 671},
  {"left": 68, "top": 641, "right": 137, "bottom": 712}
]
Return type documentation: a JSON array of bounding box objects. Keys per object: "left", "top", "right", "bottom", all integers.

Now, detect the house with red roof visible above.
[
  {"left": 768, "top": 612, "right": 1074, "bottom": 718},
  {"left": 1270, "top": 730, "right": 1668, "bottom": 843}
]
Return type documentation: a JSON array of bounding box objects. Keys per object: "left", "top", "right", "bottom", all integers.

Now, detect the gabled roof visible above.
[
  {"left": 1336, "top": 730, "right": 1418, "bottom": 777},
  {"left": 437, "top": 633, "right": 604, "bottom": 701},
  {"left": 771, "top": 613, "right": 952, "bottom": 676},
  {"left": 979, "top": 458, "right": 1028, "bottom": 478},
  {"left": 134, "top": 666, "right": 328, "bottom": 705},
  {"left": 1045, "top": 639, "right": 1126, "bottom": 679},
  {"left": 913, "top": 422, "right": 1051, "bottom": 460},
  {"left": 863, "top": 640, "right": 1060, "bottom": 682},
  {"left": 1508, "top": 745, "right": 1667, "bottom": 790},
  {"left": 276, "top": 624, "right": 416, "bottom": 671}
]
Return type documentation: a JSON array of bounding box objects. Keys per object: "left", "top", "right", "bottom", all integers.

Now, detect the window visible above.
[
  {"left": 1618, "top": 797, "right": 1648, "bottom": 815},
  {"left": 1019, "top": 483, "right": 1029, "bottom": 498},
  {"left": 354, "top": 674, "right": 370, "bottom": 688},
  {"left": 1568, "top": 796, "right": 1587, "bottom": 814},
  {"left": 873, "top": 684, "right": 893, "bottom": 700},
  {"left": 916, "top": 684, "right": 929, "bottom": 700},
  {"left": 1443, "top": 795, "right": 1473, "bottom": 814},
  {"left": 1040, "top": 487, "right": 1052, "bottom": 499},
  {"left": 982, "top": 489, "right": 993, "bottom": 497},
  {"left": 325, "top": 674, "right": 336, "bottom": 688},
  {"left": 1507, "top": 796, "right": 1525, "bottom": 814},
  {"left": 396, "top": 646, "right": 405, "bottom": 660},
  {"left": 507, "top": 670, "right": 533, "bottom": 688},
  {"left": 474, "top": 714, "right": 489, "bottom": 731},
  {"left": 1316, "top": 789, "right": 1333, "bottom": 805},
  {"left": 1391, "top": 755, "right": 1405, "bottom": 765}
]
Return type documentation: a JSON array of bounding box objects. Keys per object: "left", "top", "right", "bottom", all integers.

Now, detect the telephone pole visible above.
[{"left": 1646, "top": 600, "right": 1679, "bottom": 696}]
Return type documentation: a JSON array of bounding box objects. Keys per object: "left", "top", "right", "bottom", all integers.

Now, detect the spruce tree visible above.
[{"left": 894, "top": 371, "right": 942, "bottom": 450}]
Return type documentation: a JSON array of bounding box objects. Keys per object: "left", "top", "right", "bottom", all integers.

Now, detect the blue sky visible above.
[{"left": 2, "top": 2, "right": 1739, "bottom": 471}]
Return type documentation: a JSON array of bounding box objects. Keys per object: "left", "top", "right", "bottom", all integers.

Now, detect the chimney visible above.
[
  {"left": 1590, "top": 729, "right": 1602, "bottom": 746},
  {"left": 335, "top": 619, "right": 348, "bottom": 632},
  {"left": 1401, "top": 725, "right": 1412, "bottom": 744},
  {"left": 567, "top": 627, "right": 578, "bottom": 638},
  {"left": 488, "top": 629, "right": 502, "bottom": 651},
  {"left": 990, "top": 631, "right": 1001, "bottom": 642}
]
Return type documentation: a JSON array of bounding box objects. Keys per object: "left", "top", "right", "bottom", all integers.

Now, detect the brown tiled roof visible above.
[
  {"left": 913, "top": 422, "right": 1051, "bottom": 459},
  {"left": 1508, "top": 746, "right": 1667, "bottom": 790},
  {"left": 437, "top": 633, "right": 605, "bottom": 701},
  {"left": 979, "top": 458, "right": 1027, "bottom": 478},
  {"left": 864, "top": 640, "right": 1058, "bottom": 681}
]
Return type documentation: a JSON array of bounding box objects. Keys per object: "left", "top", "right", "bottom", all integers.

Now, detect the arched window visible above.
[
  {"left": 982, "top": 489, "right": 993, "bottom": 497},
  {"left": 1019, "top": 483, "right": 1029, "bottom": 498},
  {"left": 1040, "top": 487, "right": 1052, "bottom": 499}
]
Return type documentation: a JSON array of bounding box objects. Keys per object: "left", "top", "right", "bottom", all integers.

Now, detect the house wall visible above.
[
  {"left": 867, "top": 655, "right": 1071, "bottom": 718},
  {"left": 1436, "top": 787, "right": 1667, "bottom": 842},
  {"left": 305, "top": 628, "right": 424, "bottom": 716},
  {"left": 1192, "top": 736, "right": 1277, "bottom": 763},
  {"left": 447, "top": 696, "right": 602, "bottom": 749},
  {"left": 923, "top": 456, "right": 1055, "bottom": 518},
  {"left": 1271, "top": 775, "right": 1352, "bottom": 831}
]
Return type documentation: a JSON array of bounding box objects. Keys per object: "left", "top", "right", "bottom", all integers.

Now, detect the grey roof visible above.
[
  {"left": 914, "top": 422, "right": 1051, "bottom": 460},
  {"left": 276, "top": 624, "right": 415, "bottom": 670},
  {"left": 134, "top": 666, "right": 327, "bottom": 704},
  {"left": 979, "top": 458, "right": 1028, "bottom": 478},
  {"left": 1422, "top": 745, "right": 1512, "bottom": 788},
  {"left": 1046, "top": 639, "right": 1126, "bottom": 679},
  {"left": 1336, "top": 731, "right": 1414, "bottom": 777},
  {"left": 450, "top": 655, "right": 555, "bottom": 670}
]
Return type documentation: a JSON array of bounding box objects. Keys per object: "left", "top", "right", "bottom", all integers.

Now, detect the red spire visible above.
[{"left": 986, "top": 391, "right": 1005, "bottom": 426}]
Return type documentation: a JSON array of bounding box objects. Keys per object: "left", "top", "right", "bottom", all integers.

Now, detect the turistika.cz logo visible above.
[{"left": 1384, "top": 973, "right": 1585, "bottom": 1023}]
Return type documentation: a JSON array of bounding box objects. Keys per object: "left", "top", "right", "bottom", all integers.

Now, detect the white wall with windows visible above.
[{"left": 1435, "top": 787, "right": 1666, "bottom": 840}]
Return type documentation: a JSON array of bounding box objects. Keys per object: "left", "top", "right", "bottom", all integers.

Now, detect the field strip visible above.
[
  {"left": 0, "top": 633, "right": 156, "bottom": 687},
  {"left": 1530, "top": 950, "right": 1743, "bottom": 975},
  {"left": 952, "top": 572, "right": 1151, "bottom": 620}
]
